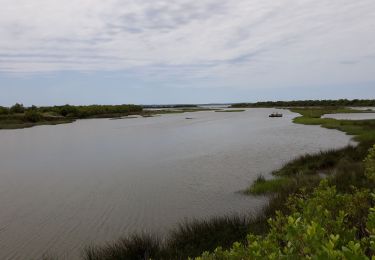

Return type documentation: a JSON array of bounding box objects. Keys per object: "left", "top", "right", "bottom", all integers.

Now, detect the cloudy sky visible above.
[{"left": 0, "top": 0, "right": 374, "bottom": 105}]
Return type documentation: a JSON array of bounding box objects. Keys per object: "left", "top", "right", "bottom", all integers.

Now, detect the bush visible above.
[
  {"left": 197, "top": 145, "right": 375, "bottom": 259},
  {"left": 10, "top": 103, "right": 25, "bottom": 113},
  {"left": 198, "top": 181, "right": 374, "bottom": 259},
  {"left": 0, "top": 106, "right": 9, "bottom": 115},
  {"left": 24, "top": 110, "right": 42, "bottom": 122}
]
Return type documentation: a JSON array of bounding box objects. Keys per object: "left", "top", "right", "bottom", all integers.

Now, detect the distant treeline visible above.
[
  {"left": 0, "top": 103, "right": 143, "bottom": 119},
  {"left": 231, "top": 99, "right": 375, "bottom": 108},
  {"left": 142, "top": 104, "right": 198, "bottom": 108}
]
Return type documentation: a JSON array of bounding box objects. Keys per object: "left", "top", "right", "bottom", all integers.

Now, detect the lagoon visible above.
[{"left": 0, "top": 108, "right": 354, "bottom": 259}]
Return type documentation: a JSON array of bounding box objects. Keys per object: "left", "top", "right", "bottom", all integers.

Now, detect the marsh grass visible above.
[
  {"left": 83, "top": 234, "right": 162, "bottom": 260},
  {"left": 247, "top": 175, "right": 290, "bottom": 194}
]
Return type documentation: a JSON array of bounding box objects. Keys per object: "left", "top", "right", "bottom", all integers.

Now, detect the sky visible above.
[{"left": 0, "top": 0, "right": 374, "bottom": 106}]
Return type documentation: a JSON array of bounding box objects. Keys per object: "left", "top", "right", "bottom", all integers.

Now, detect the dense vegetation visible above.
[
  {"left": 199, "top": 145, "right": 375, "bottom": 259},
  {"left": 231, "top": 99, "right": 375, "bottom": 108},
  {"left": 0, "top": 103, "right": 143, "bottom": 129},
  {"left": 0, "top": 103, "right": 215, "bottom": 129}
]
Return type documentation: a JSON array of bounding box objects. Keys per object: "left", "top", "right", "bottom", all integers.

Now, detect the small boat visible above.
[
  {"left": 185, "top": 117, "right": 194, "bottom": 120},
  {"left": 269, "top": 112, "right": 283, "bottom": 118}
]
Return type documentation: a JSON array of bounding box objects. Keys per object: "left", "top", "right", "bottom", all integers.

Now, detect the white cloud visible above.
[{"left": 0, "top": 0, "right": 374, "bottom": 88}]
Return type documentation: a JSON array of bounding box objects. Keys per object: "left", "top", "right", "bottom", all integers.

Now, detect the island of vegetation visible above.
[{"left": 0, "top": 103, "right": 212, "bottom": 130}]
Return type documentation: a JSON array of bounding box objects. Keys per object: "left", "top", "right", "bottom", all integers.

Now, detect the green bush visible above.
[
  {"left": 10, "top": 103, "right": 25, "bottom": 113},
  {"left": 0, "top": 106, "right": 9, "bottom": 115},
  {"left": 197, "top": 145, "right": 375, "bottom": 260},
  {"left": 24, "top": 110, "right": 42, "bottom": 122},
  {"left": 197, "top": 183, "right": 374, "bottom": 259}
]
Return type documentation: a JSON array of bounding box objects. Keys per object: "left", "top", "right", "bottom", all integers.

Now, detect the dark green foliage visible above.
[
  {"left": 0, "top": 104, "right": 143, "bottom": 129},
  {"left": 166, "top": 216, "right": 253, "bottom": 259},
  {"left": 232, "top": 99, "right": 375, "bottom": 108},
  {"left": 0, "top": 106, "right": 9, "bottom": 115},
  {"left": 39, "top": 104, "right": 143, "bottom": 118},
  {"left": 199, "top": 180, "right": 374, "bottom": 259},
  {"left": 24, "top": 110, "right": 42, "bottom": 122},
  {"left": 10, "top": 103, "right": 25, "bottom": 113},
  {"left": 199, "top": 146, "right": 375, "bottom": 259}
]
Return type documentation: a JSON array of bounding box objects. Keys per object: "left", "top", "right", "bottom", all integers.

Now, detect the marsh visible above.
[{"left": 0, "top": 108, "right": 354, "bottom": 259}]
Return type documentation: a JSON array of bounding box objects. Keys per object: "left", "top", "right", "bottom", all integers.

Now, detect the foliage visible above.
[
  {"left": 0, "top": 106, "right": 9, "bottom": 115},
  {"left": 24, "top": 110, "right": 43, "bottom": 122},
  {"left": 9, "top": 103, "right": 25, "bottom": 113},
  {"left": 197, "top": 180, "right": 374, "bottom": 259},
  {"left": 365, "top": 145, "right": 375, "bottom": 182},
  {"left": 39, "top": 104, "right": 143, "bottom": 118}
]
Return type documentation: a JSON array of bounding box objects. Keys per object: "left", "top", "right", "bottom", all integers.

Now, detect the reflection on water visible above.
[{"left": 0, "top": 108, "right": 353, "bottom": 259}]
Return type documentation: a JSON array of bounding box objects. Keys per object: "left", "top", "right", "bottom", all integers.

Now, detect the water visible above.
[
  {"left": 322, "top": 112, "right": 375, "bottom": 120},
  {"left": 0, "top": 108, "right": 354, "bottom": 259}
]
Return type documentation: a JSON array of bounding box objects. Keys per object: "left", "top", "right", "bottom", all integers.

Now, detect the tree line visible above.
[
  {"left": 231, "top": 99, "right": 375, "bottom": 108},
  {"left": 0, "top": 103, "right": 143, "bottom": 122}
]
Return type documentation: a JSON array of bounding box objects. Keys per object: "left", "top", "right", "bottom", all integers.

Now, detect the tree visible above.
[
  {"left": 0, "top": 106, "right": 9, "bottom": 115},
  {"left": 10, "top": 103, "right": 25, "bottom": 113}
]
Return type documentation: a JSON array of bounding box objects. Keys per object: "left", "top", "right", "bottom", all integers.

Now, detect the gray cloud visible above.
[{"left": 0, "top": 0, "right": 374, "bottom": 89}]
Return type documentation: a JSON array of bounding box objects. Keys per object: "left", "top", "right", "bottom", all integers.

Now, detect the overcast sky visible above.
[{"left": 0, "top": 0, "right": 374, "bottom": 105}]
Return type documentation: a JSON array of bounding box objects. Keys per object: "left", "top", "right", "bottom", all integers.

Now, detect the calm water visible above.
[{"left": 0, "top": 108, "right": 354, "bottom": 259}]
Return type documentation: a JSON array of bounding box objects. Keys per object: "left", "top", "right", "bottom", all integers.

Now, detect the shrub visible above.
[
  {"left": 24, "top": 110, "right": 42, "bottom": 122},
  {"left": 197, "top": 146, "right": 375, "bottom": 260},
  {"left": 10, "top": 103, "right": 25, "bottom": 113},
  {"left": 197, "top": 181, "right": 374, "bottom": 259},
  {"left": 0, "top": 106, "right": 9, "bottom": 115}
]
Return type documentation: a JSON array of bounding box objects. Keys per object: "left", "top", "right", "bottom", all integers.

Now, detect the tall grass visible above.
[{"left": 83, "top": 234, "right": 162, "bottom": 260}]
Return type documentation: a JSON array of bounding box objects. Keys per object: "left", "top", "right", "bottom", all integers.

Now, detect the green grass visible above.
[{"left": 246, "top": 175, "right": 290, "bottom": 194}]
